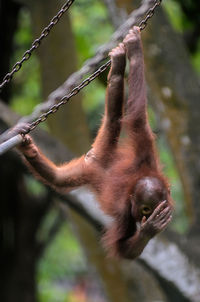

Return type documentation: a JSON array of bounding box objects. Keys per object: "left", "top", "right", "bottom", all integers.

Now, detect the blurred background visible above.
[{"left": 0, "top": 0, "right": 200, "bottom": 301}]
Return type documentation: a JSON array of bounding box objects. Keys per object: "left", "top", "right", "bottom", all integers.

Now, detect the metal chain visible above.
[
  {"left": 138, "top": 0, "right": 162, "bottom": 30},
  {"left": 0, "top": 0, "right": 75, "bottom": 91},
  {"left": 15, "top": 0, "right": 162, "bottom": 135},
  {"left": 28, "top": 60, "right": 111, "bottom": 132}
]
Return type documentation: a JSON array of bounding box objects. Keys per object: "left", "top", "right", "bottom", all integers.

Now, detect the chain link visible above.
[
  {"left": 139, "top": 0, "right": 162, "bottom": 30},
  {"left": 27, "top": 60, "right": 111, "bottom": 132},
  {"left": 0, "top": 0, "right": 75, "bottom": 91}
]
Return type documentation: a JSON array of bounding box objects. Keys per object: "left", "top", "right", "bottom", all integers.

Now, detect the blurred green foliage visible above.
[
  {"left": 11, "top": 8, "right": 42, "bottom": 116},
  {"left": 37, "top": 218, "right": 86, "bottom": 302},
  {"left": 24, "top": 175, "right": 47, "bottom": 197},
  {"left": 164, "top": 0, "right": 185, "bottom": 32},
  {"left": 72, "top": 0, "right": 113, "bottom": 65},
  {"left": 10, "top": 0, "right": 199, "bottom": 300}
]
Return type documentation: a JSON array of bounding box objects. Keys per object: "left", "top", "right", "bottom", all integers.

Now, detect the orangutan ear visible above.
[
  {"left": 115, "top": 202, "right": 137, "bottom": 240},
  {"left": 130, "top": 199, "right": 138, "bottom": 222}
]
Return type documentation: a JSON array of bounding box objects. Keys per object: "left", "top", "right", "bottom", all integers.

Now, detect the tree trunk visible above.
[
  {"left": 0, "top": 0, "right": 21, "bottom": 102},
  {"left": 0, "top": 2, "right": 46, "bottom": 301},
  {"left": 30, "top": 0, "right": 91, "bottom": 155},
  {"left": 0, "top": 149, "right": 49, "bottom": 302}
]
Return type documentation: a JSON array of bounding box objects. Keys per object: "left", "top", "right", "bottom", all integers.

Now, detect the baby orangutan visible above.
[{"left": 12, "top": 27, "right": 173, "bottom": 259}]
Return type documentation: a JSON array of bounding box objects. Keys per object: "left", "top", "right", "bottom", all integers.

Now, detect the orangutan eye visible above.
[{"left": 141, "top": 205, "right": 152, "bottom": 215}]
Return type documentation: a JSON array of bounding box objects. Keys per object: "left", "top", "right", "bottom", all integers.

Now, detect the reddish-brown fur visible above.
[{"left": 14, "top": 27, "right": 173, "bottom": 259}]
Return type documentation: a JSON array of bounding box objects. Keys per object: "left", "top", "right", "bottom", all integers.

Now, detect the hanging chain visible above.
[
  {"left": 138, "top": 0, "right": 162, "bottom": 30},
  {"left": 28, "top": 60, "right": 111, "bottom": 131},
  {"left": 0, "top": 0, "right": 75, "bottom": 91},
  {"left": 9, "top": 0, "right": 162, "bottom": 135}
]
